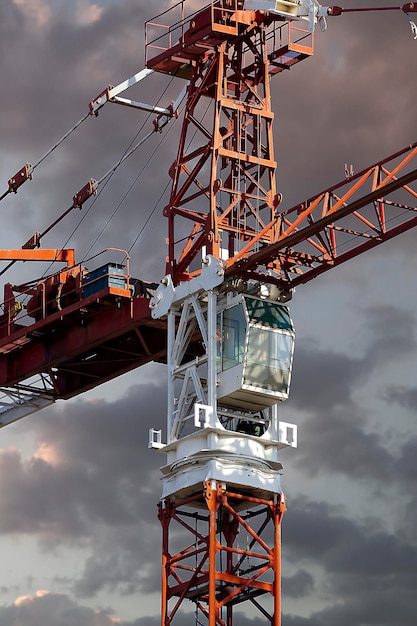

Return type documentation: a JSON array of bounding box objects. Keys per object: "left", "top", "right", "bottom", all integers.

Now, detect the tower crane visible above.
[{"left": 1, "top": 1, "right": 417, "bottom": 625}]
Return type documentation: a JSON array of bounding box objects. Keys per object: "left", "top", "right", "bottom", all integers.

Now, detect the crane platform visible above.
[
  {"left": 0, "top": 259, "right": 184, "bottom": 415},
  {"left": 145, "top": 0, "right": 313, "bottom": 79}
]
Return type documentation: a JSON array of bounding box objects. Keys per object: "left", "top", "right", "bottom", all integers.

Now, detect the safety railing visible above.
[
  {"left": 145, "top": 0, "right": 189, "bottom": 64},
  {"left": 0, "top": 249, "right": 131, "bottom": 344},
  {"left": 267, "top": 18, "right": 313, "bottom": 57},
  {"left": 145, "top": 1, "right": 243, "bottom": 65}
]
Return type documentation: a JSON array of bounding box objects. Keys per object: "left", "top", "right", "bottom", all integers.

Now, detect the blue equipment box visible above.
[{"left": 83, "top": 263, "right": 127, "bottom": 298}]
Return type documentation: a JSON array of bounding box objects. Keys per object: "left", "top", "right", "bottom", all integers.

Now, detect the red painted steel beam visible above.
[
  {"left": 328, "top": 4, "right": 417, "bottom": 15},
  {"left": 159, "top": 480, "right": 285, "bottom": 626},
  {"left": 0, "top": 291, "right": 168, "bottom": 399}
]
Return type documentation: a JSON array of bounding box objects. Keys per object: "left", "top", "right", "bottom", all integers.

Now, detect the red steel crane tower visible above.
[
  {"left": 144, "top": 2, "right": 417, "bottom": 626},
  {"left": 145, "top": 3, "right": 306, "bottom": 625}
]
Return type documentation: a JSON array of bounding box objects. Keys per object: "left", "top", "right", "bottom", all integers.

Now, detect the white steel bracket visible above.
[
  {"left": 89, "top": 68, "right": 189, "bottom": 126},
  {"left": 150, "top": 255, "right": 225, "bottom": 319}
]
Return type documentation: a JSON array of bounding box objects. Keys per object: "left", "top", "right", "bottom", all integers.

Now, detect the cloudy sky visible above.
[{"left": 1, "top": 0, "right": 417, "bottom": 625}]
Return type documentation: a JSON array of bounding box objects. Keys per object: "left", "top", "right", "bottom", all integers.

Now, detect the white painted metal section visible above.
[
  {"left": 150, "top": 255, "right": 225, "bottom": 319},
  {"left": 90, "top": 68, "right": 154, "bottom": 115},
  {"left": 244, "top": 0, "right": 329, "bottom": 31},
  {"left": 110, "top": 96, "right": 171, "bottom": 115},
  {"left": 0, "top": 388, "right": 54, "bottom": 428},
  {"left": 150, "top": 258, "right": 298, "bottom": 500}
]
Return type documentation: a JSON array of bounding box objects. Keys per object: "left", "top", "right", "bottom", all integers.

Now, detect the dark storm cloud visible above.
[
  {"left": 291, "top": 304, "right": 415, "bottom": 412},
  {"left": 283, "top": 496, "right": 417, "bottom": 625},
  {"left": 274, "top": 0, "right": 417, "bottom": 214},
  {"left": 0, "top": 378, "right": 167, "bottom": 598},
  {"left": 361, "top": 304, "right": 416, "bottom": 370},
  {"left": 0, "top": 0, "right": 176, "bottom": 278},
  {"left": 71, "top": 524, "right": 161, "bottom": 598},
  {"left": 298, "top": 582, "right": 417, "bottom": 626},
  {"left": 290, "top": 342, "right": 361, "bottom": 412},
  {"left": 287, "top": 303, "right": 415, "bottom": 479},
  {"left": 384, "top": 383, "right": 417, "bottom": 411},
  {"left": 0, "top": 591, "right": 119, "bottom": 626},
  {"left": 382, "top": 386, "right": 417, "bottom": 491},
  {"left": 282, "top": 568, "right": 315, "bottom": 598},
  {"left": 0, "top": 382, "right": 165, "bottom": 535}
]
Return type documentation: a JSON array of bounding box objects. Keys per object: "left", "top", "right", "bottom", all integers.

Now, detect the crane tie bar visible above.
[
  {"left": 1, "top": 112, "right": 91, "bottom": 203},
  {"left": 328, "top": 3, "right": 416, "bottom": 15},
  {"left": 327, "top": 3, "right": 417, "bottom": 38}
]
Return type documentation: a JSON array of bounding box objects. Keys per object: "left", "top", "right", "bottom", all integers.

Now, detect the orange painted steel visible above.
[
  {"left": 227, "top": 142, "right": 417, "bottom": 289},
  {"left": 0, "top": 248, "right": 76, "bottom": 266},
  {"left": 146, "top": 2, "right": 313, "bottom": 284},
  {"left": 158, "top": 481, "right": 286, "bottom": 626}
]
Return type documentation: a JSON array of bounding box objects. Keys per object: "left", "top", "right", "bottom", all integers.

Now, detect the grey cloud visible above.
[
  {"left": 361, "top": 305, "right": 416, "bottom": 371},
  {"left": 0, "top": 382, "right": 165, "bottom": 538},
  {"left": 0, "top": 379, "right": 166, "bottom": 598},
  {"left": 284, "top": 496, "right": 417, "bottom": 579},
  {"left": 291, "top": 303, "right": 416, "bottom": 413},
  {"left": 281, "top": 495, "right": 417, "bottom": 625},
  {"left": 293, "top": 403, "right": 394, "bottom": 479},
  {"left": 304, "top": 582, "right": 417, "bottom": 626},
  {"left": 287, "top": 302, "right": 416, "bottom": 479},
  {"left": 0, "top": 0, "right": 175, "bottom": 276},
  {"left": 1, "top": 0, "right": 417, "bottom": 624},
  {"left": 290, "top": 343, "right": 361, "bottom": 411},
  {"left": 282, "top": 568, "right": 315, "bottom": 598},
  {"left": 383, "top": 384, "right": 417, "bottom": 411},
  {"left": 0, "top": 591, "right": 119, "bottom": 626},
  {"left": 71, "top": 523, "right": 161, "bottom": 598}
]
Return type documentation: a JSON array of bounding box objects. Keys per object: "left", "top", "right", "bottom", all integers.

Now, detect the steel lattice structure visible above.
[{"left": 159, "top": 481, "right": 286, "bottom": 626}]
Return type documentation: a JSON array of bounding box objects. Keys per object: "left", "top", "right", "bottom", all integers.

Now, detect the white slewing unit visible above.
[{"left": 149, "top": 258, "right": 297, "bottom": 501}]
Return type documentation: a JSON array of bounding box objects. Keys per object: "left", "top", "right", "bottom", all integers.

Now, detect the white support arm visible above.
[
  {"left": 89, "top": 67, "right": 154, "bottom": 115},
  {"left": 89, "top": 68, "right": 189, "bottom": 133},
  {"left": 154, "top": 82, "right": 189, "bottom": 131},
  {"left": 110, "top": 96, "right": 172, "bottom": 116}
]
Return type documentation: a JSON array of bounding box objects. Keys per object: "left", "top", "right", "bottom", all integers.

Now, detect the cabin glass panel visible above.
[
  {"left": 244, "top": 296, "right": 293, "bottom": 330},
  {"left": 216, "top": 295, "right": 295, "bottom": 411},
  {"left": 217, "top": 303, "right": 246, "bottom": 372},
  {"left": 244, "top": 326, "right": 293, "bottom": 395}
]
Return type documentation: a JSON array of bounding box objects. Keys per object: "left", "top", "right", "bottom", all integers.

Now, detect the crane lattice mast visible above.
[{"left": 147, "top": 2, "right": 310, "bottom": 625}]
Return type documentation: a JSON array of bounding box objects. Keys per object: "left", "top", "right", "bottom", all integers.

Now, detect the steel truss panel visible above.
[
  {"left": 153, "top": 8, "right": 313, "bottom": 285},
  {"left": 0, "top": 379, "right": 55, "bottom": 427},
  {"left": 159, "top": 479, "right": 286, "bottom": 626},
  {"left": 228, "top": 142, "right": 417, "bottom": 288}
]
